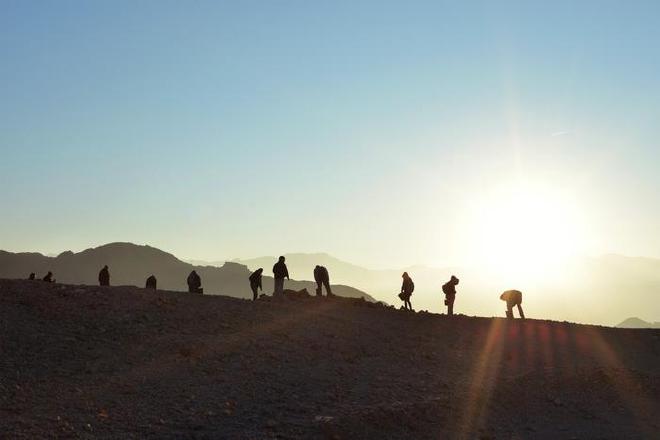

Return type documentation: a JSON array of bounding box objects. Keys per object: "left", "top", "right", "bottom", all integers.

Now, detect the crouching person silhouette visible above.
[
  {"left": 42, "top": 271, "right": 55, "bottom": 283},
  {"left": 187, "top": 270, "right": 203, "bottom": 294},
  {"left": 500, "top": 290, "right": 525, "bottom": 319}
]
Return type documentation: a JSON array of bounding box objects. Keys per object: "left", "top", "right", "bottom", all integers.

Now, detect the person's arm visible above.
[{"left": 285, "top": 267, "right": 289, "bottom": 279}]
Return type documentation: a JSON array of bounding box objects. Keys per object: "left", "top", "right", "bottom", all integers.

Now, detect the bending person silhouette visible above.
[
  {"left": 98, "top": 265, "right": 110, "bottom": 286},
  {"left": 145, "top": 275, "right": 157, "bottom": 290},
  {"left": 187, "top": 270, "right": 203, "bottom": 294},
  {"left": 500, "top": 290, "right": 525, "bottom": 319},
  {"left": 249, "top": 268, "right": 263, "bottom": 300},
  {"left": 272, "top": 256, "right": 289, "bottom": 297},
  {"left": 28, "top": 273, "right": 35, "bottom": 280},
  {"left": 442, "top": 275, "right": 459, "bottom": 316},
  {"left": 399, "top": 272, "right": 414, "bottom": 311},
  {"left": 313, "top": 265, "right": 333, "bottom": 297}
]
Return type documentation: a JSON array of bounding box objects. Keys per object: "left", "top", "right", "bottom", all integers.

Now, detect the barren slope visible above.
[{"left": 1, "top": 279, "right": 658, "bottom": 439}]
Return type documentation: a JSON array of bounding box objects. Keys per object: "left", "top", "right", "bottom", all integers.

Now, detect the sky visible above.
[{"left": 1, "top": 1, "right": 659, "bottom": 270}]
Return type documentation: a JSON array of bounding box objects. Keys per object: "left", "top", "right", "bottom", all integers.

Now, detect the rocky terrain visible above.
[{"left": 1, "top": 279, "right": 658, "bottom": 439}]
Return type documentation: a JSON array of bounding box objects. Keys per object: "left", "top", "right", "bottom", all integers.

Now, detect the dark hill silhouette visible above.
[
  {"left": 0, "top": 279, "right": 658, "bottom": 438},
  {"left": 0, "top": 243, "right": 376, "bottom": 301}
]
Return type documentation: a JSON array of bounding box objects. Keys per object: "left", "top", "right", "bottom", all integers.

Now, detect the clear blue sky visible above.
[{"left": 1, "top": 1, "right": 659, "bottom": 268}]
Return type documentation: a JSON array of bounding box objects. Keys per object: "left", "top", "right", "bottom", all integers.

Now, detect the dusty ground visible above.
[{"left": 1, "top": 279, "right": 658, "bottom": 439}]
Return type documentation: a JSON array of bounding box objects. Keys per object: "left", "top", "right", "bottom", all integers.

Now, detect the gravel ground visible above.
[{"left": 1, "top": 279, "right": 658, "bottom": 439}]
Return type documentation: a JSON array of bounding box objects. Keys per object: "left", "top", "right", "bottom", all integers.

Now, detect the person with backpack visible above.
[
  {"left": 500, "top": 290, "right": 525, "bottom": 319},
  {"left": 399, "top": 272, "right": 414, "bottom": 311},
  {"left": 249, "top": 268, "right": 263, "bottom": 300},
  {"left": 98, "top": 265, "right": 110, "bottom": 286},
  {"left": 442, "top": 275, "right": 459, "bottom": 316}
]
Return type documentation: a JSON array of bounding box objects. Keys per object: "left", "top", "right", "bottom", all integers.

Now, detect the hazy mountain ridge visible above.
[
  {"left": 236, "top": 253, "right": 660, "bottom": 326},
  {"left": 617, "top": 317, "right": 660, "bottom": 329},
  {"left": 0, "top": 243, "right": 376, "bottom": 302}
]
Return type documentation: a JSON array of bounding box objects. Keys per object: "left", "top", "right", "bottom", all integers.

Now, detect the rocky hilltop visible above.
[{"left": 0, "top": 279, "right": 658, "bottom": 439}]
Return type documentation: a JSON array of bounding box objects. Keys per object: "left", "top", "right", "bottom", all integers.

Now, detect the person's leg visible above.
[
  {"left": 506, "top": 302, "right": 514, "bottom": 319},
  {"left": 517, "top": 303, "right": 525, "bottom": 319},
  {"left": 251, "top": 285, "right": 258, "bottom": 301},
  {"left": 275, "top": 278, "right": 284, "bottom": 296},
  {"left": 323, "top": 280, "right": 333, "bottom": 296},
  {"left": 315, "top": 281, "right": 322, "bottom": 296},
  {"left": 448, "top": 297, "right": 454, "bottom": 316}
]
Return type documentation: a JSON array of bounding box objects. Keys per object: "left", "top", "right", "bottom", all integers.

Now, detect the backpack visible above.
[{"left": 442, "top": 283, "right": 450, "bottom": 294}]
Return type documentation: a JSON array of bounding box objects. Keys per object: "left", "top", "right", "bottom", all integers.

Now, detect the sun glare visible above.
[{"left": 466, "top": 183, "right": 584, "bottom": 282}]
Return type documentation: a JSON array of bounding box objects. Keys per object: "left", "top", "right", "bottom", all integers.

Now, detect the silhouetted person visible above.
[
  {"left": 313, "top": 265, "right": 333, "bottom": 297},
  {"left": 249, "top": 268, "right": 263, "bottom": 301},
  {"left": 98, "top": 265, "right": 110, "bottom": 286},
  {"left": 399, "top": 272, "right": 414, "bottom": 311},
  {"left": 442, "top": 275, "right": 459, "bottom": 316},
  {"left": 145, "top": 275, "right": 157, "bottom": 290},
  {"left": 28, "top": 273, "right": 35, "bottom": 280},
  {"left": 272, "top": 256, "right": 289, "bottom": 297},
  {"left": 187, "top": 270, "right": 203, "bottom": 294},
  {"left": 42, "top": 271, "right": 54, "bottom": 283},
  {"left": 500, "top": 290, "right": 525, "bottom": 319}
]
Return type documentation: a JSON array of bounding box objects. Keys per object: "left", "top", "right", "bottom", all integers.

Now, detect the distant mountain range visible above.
[
  {"left": 223, "top": 253, "right": 660, "bottom": 326},
  {"left": 2, "top": 244, "right": 659, "bottom": 326},
  {"left": 617, "top": 317, "right": 660, "bottom": 329},
  {"left": 0, "top": 243, "right": 376, "bottom": 302}
]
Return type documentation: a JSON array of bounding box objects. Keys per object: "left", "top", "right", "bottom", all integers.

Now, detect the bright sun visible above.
[{"left": 465, "top": 183, "right": 584, "bottom": 282}]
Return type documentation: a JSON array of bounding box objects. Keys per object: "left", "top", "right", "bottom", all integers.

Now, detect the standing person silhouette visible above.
[
  {"left": 249, "top": 268, "right": 263, "bottom": 300},
  {"left": 98, "top": 265, "right": 110, "bottom": 286},
  {"left": 400, "top": 272, "right": 415, "bottom": 311},
  {"left": 272, "top": 256, "right": 289, "bottom": 297},
  {"left": 313, "top": 265, "right": 333, "bottom": 297},
  {"left": 500, "top": 290, "right": 525, "bottom": 319},
  {"left": 145, "top": 275, "right": 157, "bottom": 290},
  {"left": 442, "top": 275, "right": 460, "bottom": 316}
]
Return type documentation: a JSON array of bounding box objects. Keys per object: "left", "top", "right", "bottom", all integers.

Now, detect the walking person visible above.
[{"left": 399, "top": 272, "right": 414, "bottom": 311}]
